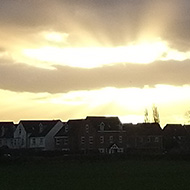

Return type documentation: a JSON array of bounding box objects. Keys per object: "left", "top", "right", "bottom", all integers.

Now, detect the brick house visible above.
[
  {"left": 55, "top": 119, "right": 86, "bottom": 153},
  {"left": 55, "top": 116, "right": 126, "bottom": 154},
  {"left": 85, "top": 116, "right": 125, "bottom": 154},
  {"left": 135, "top": 123, "right": 163, "bottom": 153},
  {"left": 123, "top": 123, "right": 163, "bottom": 154},
  {"left": 163, "top": 124, "right": 189, "bottom": 153}
]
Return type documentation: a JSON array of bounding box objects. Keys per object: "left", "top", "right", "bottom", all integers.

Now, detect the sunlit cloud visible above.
[
  {"left": 40, "top": 31, "right": 69, "bottom": 43},
  {"left": 161, "top": 49, "right": 190, "bottom": 61},
  {"left": 21, "top": 38, "right": 190, "bottom": 69},
  {"left": 22, "top": 39, "right": 166, "bottom": 68}
]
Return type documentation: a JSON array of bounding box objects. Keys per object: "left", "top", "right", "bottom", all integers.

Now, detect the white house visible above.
[{"left": 14, "top": 120, "right": 64, "bottom": 150}]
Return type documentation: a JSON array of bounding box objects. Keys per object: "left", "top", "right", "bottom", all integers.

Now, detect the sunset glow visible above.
[
  {"left": 22, "top": 40, "right": 168, "bottom": 68},
  {"left": 0, "top": 0, "right": 190, "bottom": 127}
]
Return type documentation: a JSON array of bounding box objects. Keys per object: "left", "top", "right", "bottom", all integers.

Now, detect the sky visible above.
[{"left": 1, "top": 0, "right": 190, "bottom": 127}]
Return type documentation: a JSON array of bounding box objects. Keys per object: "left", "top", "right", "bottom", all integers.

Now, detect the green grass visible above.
[{"left": 1, "top": 158, "right": 190, "bottom": 190}]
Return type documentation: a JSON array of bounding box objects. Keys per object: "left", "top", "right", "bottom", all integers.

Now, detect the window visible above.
[
  {"left": 119, "top": 124, "right": 123, "bottom": 130},
  {"left": 89, "top": 136, "right": 93, "bottom": 144},
  {"left": 56, "top": 138, "right": 60, "bottom": 146},
  {"left": 100, "top": 136, "right": 104, "bottom": 144},
  {"left": 99, "top": 148, "right": 105, "bottom": 153},
  {"left": 39, "top": 123, "right": 44, "bottom": 133},
  {"left": 119, "top": 136, "right": 122, "bottom": 143},
  {"left": 100, "top": 122, "right": 105, "bottom": 131},
  {"left": 154, "top": 137, "right": 159, "bottom": 142},
  {"left": 118, "top": 148, "right": 124, "bottom": 153},
  {"left": 32, "top": 138, "right": 36, "bottom": 145},
  {"left": 65, "top": 125, "right": 69, "bottom": 133},
  {"left": 109, "top": 136, "right": 113, "bottom": 143},
  {"left": 81, "top": 136, "right": 85, "bottom": 144},
  {"left": 21, "top": 139, "right": 24, "bottom": 145},
  {"left": 64, "top": 137, "right": 68, "bottom": 145},
  {"left": 40, "top": 138, "right": 44, "bottom": 145},
  {"left": 19, "top": 127, "right": 22, "bottom": 135},
  {"left": 14, "top": 139, "right": 17, "bottom": 146},
  {"left": 86, "top": 124, "right": 89, "bottom": 133}
]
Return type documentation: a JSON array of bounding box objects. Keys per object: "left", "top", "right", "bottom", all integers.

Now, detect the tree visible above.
[
  {"left": 152, "top": 104, "right": 160, "bottom": 123},
  {"left": 144, "top": 108, "right": 149, "bottom": 123},
  {"left": 185, "top": 110, "right": 190, "bottom": 124}
]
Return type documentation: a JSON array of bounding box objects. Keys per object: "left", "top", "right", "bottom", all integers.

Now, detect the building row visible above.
[{"left": 1, "top": 116, "right": 190, "bottom": 155}]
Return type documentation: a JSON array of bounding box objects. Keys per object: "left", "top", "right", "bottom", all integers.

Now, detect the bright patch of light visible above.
[
  {"left": 161, "top": 49, "right": 190, "bottom": 61},
  {"left": 119, "top": 115, "right": 144, "bottom": 124},
  {"left": 41, "top": 31, "right": 69, "bottom": 43},
  {"left": 40, "top": 85, "right": 190, "bottom": 126},
  {"left": 1, "top": 85, "right": 190, "bottom": 126},
  {"left": 22, "top": 40, "right": 168, "bottom": 68}
]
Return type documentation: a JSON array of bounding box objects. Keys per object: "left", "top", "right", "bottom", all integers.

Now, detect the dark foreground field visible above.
[{"left": 1, "top": 156, "right": 190, "bottom": 190}]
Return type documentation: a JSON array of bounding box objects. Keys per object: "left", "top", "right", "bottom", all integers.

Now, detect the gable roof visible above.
[
  {"left": 163, "top": 124, "right": 187, "bottom": 136},
  {"left": 55, "top": 119, "right": 85, "bottom": 137},
  {"left": 123, "top": 123, "right": 137, "bottom": 135},
  {"left": 85, "top": 116, "right": 122, "bottom": 131},
  {"left": 19, "top": 120, "right": 61, "bottom": 137},
  {"left": 128, "top": 123, "right": 163, "bottom": 136},
  {"left": 0, "top": 122, "right": 15, "bottom": 138},
  {"left": 184, "top": 125, "right": 190, "bottom": 135}
]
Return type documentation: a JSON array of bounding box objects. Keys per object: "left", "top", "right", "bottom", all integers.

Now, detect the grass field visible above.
[{"left": 1, "top": 157, "right": 190, "bottom": 190}]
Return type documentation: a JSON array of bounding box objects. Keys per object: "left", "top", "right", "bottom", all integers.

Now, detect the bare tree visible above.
[
  {"left": 144, "top": 108, "right": 149, "bottom": 123},
  {"left": 152, "top": 104, "right": 160, "bottom": 123},
  {"left": 185, "top": 110, "right": 190, "bottom": 124}
]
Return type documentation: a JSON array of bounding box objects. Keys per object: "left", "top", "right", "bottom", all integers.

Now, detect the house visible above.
[
  {"left": 163, "top": 124, "right": 189, "bottom": 153},
  {"left": 124, "top": 123, "right": 163, "bottom": 154},
  {"left": 55, "top": 116, "right": 126, "bottom": 154},
  {"left": 55, "top": 119, "right": 86, "bottom": 153},
  {"left": 14, "top": 120, "right": 64, "bottom": 150},
  {"left": 0, "top": 122, "right": 15, "bottom": 149},
  {"left": 135, "top": 123, "right": 163, "bottom": 152},
  {"left": 123, "top": 123, "right": 137, "bottom": 150},
  {"left": 85, "top": 116, "right": 125, "bottom": 154}
]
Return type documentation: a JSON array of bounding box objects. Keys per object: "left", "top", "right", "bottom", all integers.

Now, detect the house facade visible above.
[
  {"left": 163, "top": 124, "right": 190, "bottom": 153},
  {"left": 134, "top": 123, "right": 163, "bottom": 153},
  {"left": 55, "top": 116, "right": 127, "bottom": 154},
  {"left": 0, "top": 122, "right": 15, "bottom": 149},
  {"left": 122, "top": 122, "right": 163, "bottom": 154},
  {"left": 3, "top": 117, "right": 190, "bottom": 156},
  {"left": 85, "top": 116, "right": 126, "bottom": 154},
  {"left": 14, "top": 120, "right": 64, "bottom": 150}
]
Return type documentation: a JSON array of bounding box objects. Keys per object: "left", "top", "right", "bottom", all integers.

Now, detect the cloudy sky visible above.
[{"left": 1, "top": 0, "right": 190, "bottom": 126}]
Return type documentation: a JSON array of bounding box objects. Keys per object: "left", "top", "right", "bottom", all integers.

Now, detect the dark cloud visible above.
[
  {"left": 0, "top": 0, "right": 56, "bottom": 28},
  {"left": 1, "top": 0, "right": 190, "bottom": 49},
  {"left": 0, "top": 59, "right": 190, "bottom": 93}
]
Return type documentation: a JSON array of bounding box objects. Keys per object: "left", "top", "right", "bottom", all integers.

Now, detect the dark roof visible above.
[
  {"left": 135, "top": 123, "right": 162, "bottom": 136},
  {"left": 0, "top": 122, "right": 15, "bottom": 138},
  {"left": 19, "top": 120, "right": 61, "bottom": 137},
  {"left": 55, "top": 119, "right": 85, "bottom": 137},
  {"left": 184, "top": 125, "right": 190, "bottom": 135},
  {"left": 85, "top": 116, "right": 122, "bottom": 131},
  {"left": 123, "top": 123, "right": 137, "bottom": 135},
  {"left": 163, "top": 124, "right": 187, "bottom": 136}
]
